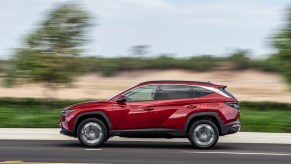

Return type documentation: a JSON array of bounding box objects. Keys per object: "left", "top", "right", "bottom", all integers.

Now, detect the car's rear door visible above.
[{"left": 155, "top": 84, "right": 201, "bottom": 130}]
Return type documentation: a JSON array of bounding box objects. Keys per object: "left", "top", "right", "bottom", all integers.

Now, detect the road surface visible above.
[{"left": 0, "top": 140, "right": 291, "bottom": 164}]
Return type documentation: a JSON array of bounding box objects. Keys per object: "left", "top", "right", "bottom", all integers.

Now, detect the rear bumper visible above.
[{"left": 221, "top": 120, "right": 241, "bottom": 135}]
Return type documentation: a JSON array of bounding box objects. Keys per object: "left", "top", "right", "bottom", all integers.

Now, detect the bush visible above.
[
  {"left": 84, "top": 55, "right": 219, "bottom": 76},
  {"left": 80, "top": 54, "right": 284, "bottom": 77},
  {"left": 1, "top": 54, "right": 286, "bottom": 79},
  {"left": 228, "top": 53, "right": 251, "bottom": 70},
  {"left": 240, "top": 101, "right": 291, "bottom": 110},
  {"left": 0, "top": 97, "right": 92, "bottom": 109}
]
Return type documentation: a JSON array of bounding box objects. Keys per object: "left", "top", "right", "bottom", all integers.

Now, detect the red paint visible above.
[{"left": 60, "top": 81, "right": 240, "bottom": 132}]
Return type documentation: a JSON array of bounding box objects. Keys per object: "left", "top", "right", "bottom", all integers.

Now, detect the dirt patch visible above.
[{"left": 0, "top": 69, "right": 290, "bottom": 103}]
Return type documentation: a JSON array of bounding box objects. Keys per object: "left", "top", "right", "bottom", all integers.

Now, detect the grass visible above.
[
  {"left": 0, "top": 107, "right": 61, "bottom": 128},
  {"left": 240, "top": 109, "right": 291, "bottom": 132},
  {"left": 0, "top": 98, "right": 290, "bottom": 132}
]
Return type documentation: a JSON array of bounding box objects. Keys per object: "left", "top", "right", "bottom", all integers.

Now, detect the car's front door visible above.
[{"left": 112, "top": 85, "right": 158, "bottom": 130}]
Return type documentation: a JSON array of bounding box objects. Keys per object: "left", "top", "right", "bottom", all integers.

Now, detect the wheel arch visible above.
[
  {"left": 184, "top": 112, "right": 223, "bottom": 135},
  {"left": 73, "top": 111, "right": 112, "bottom": 137}
]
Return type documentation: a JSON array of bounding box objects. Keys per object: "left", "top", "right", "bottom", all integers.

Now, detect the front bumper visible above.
[
  {"left": 60, "top": 124, "right": 74, "bottom": 137},
  {"left": 221, "top": 120, "right": 241, "bottom": 135}
]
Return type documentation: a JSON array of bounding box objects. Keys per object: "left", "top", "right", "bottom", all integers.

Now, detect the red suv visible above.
[{"left": 60, "top": 81, "right": 240, "bottom": 149}]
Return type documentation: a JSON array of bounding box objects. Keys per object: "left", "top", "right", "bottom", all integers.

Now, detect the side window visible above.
[
  {"left": 192, "top": 86, "right": 214, "bottom": 97},
  {"left": 124, "top": 85, "right": 158, "bottom": 102},
  {"left": 158, "top": 85, "right": 192, "bottom": 100}
]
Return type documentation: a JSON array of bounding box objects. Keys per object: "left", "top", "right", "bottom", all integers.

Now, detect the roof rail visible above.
[{"left": 141, "top": 80, "right": 213, "bottom": 84}]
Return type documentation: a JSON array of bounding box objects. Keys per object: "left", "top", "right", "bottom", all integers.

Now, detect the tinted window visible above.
[
  {"left": 192, "top": 86, "right": 214, "bottom": 97},
  {"left": 218, "top": 88, "right": 237, "bottom": 101},
  {"left": 158, "top": 85, "right": 192, "bottom": 100},
  {"left": 124, "top": 85, "right": 158, "bottom": 102}
]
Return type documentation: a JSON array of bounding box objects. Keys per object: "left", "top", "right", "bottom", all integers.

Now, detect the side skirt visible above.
[{"left": 110, "top": 128, "right": 186, "bottom": 138}]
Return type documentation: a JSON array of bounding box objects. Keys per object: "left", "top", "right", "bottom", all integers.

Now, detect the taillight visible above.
[{"left": 225, "top": 102, "right": 240, "bottom": 110}]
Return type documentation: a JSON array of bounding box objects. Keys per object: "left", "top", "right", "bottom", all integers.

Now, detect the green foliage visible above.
[
  {"left": 248, "top": 56, "right": 282, "bottom": 72},
  {"left": 147, "top": 55, "right": 216, "bottom": 71},
  {"left": 3, "top": 53, "right": 284, "bottom": 79},
  {"left": 81, "top": 54, "right": 282, "bottom": 76},
  {"left": 227, "top": 50, "right": 251, "bottom": 70},
  {"left": 240, "top": 101, "right": 291, "bottom": 110},
  {"left": 26, "top": 2, "right": 92, "bottom": 55},
  {"left": 0, "top": 97, "right": 88, "bottom": 109},
  {"left": 0, "top": 60, "right": 10, "bottom": 74},
  {"left": 0, "top": 60, "right": 4, "bottom": 73},
  {"left": 272, "top": 6, "right": 291, "bottom": 87},
  {"left": 5, "top": 2, "right": 92, "bottom": 89},
  {"left": 130, "top": 45, "right": 150, "bottom": 56},
  {"left": 85, "top": 55, "right": 218, "bottom": 76}
]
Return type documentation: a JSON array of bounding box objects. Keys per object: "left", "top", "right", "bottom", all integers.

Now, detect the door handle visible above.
[
  {"left": 143, "top": 107, "right": 154, "bottom": 111},
  {"left": 184, "top": 105, "right": 197, "bottom": 109}
]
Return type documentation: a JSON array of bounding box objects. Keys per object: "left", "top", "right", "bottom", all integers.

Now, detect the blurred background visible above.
[{"left": 0, "top": 0, "right": 290, "bottom": 132}]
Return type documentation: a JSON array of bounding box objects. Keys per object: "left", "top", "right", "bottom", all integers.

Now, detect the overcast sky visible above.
[{"left": 0, "top": 0, "right": 290, "bottom": 59}]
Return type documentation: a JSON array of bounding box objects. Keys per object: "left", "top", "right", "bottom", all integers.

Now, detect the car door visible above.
[
  {"left": 112, "top": 85, "right": 158, "bottom": 130},
  {"left": 155, "top": 84, "right": 201, "bottom": 130}
]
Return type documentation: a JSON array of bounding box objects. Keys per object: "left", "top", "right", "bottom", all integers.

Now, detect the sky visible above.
[{"left": 0, "top": 0, "right": 290, "bottom": 59}]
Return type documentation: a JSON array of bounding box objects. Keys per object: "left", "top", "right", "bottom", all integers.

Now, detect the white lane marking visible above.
[
  {"left": 84, "top": 148, "right": 103, "bottom": 151},
  {"left": 1, "top": 161, "right": 108, "bottom": 164},
  {"left": 182, "top": 151, "right": 291, "bottom": 156}
]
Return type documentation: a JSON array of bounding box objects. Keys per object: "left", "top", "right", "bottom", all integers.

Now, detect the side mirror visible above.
[{"left": 116, "top": 95, "right": 126, "bottom": 103}]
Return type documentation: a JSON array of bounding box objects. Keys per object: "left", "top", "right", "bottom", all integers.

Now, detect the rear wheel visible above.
[
  {"left": 188, "top": 120, "right": 219, "bottom": 149},
  {"left": 77, "top": 118, "right": 108, "bottom": 147}
]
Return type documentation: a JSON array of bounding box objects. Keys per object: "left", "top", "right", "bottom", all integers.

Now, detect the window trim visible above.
[{"left": 118, "top": 83, "right": 230, "bottom": 102}]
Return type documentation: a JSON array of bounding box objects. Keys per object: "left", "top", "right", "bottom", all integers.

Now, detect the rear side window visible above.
[
  {"left": 218, "top": 88, "right": 237, "bottom": 101},
  {"left": 158, "top": 85, "right": 192, "bottom": 100},
  {"left": 192, "top": 86, "right": 214, "bottom": 97}
]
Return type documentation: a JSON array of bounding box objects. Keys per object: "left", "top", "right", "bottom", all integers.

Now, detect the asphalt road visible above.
[{"left": 0, "top": 140, "right": 291, "bottom": 164}]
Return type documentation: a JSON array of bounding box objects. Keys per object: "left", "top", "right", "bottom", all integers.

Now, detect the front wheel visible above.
[
  {"left": 77, "top": 118, "right": 108, "bottom": 147},
  {"left": 188, "top": 120, "right": 219, "bottom": 149}
]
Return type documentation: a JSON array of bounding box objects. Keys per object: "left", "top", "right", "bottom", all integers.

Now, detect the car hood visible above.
[{"left": 66, "top": 100, "right": 111, "bottom": 110}]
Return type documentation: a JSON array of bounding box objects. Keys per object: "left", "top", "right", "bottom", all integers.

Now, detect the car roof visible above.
[{"left": 139, "top": 80, "right": 225, "bottom": 88}]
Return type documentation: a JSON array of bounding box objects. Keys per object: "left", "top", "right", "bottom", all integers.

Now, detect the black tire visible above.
[
  {"left": 104, "top": 136, "right": 111, "bottom": 143},
  {"left": 188, "top": 120, "right": 219, "bottom": 149},
  {"left": 77, "top": 118, "right": 108, "bottom": 147}
]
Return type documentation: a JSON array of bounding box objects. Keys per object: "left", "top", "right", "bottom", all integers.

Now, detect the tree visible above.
[
  {"left": 228, "top": 49, "right": 251, "bottom": 70},
  {"left": 6, "top": 2, "right": 92, "bottom": 97},
  {"left": 272, "top": 7, "right": 291, "bottom": 88},
  {"left": 129, "top": 45, "right": 150, "bottom": 57}
]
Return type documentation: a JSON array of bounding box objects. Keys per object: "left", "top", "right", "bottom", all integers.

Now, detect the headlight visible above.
[{"left": 61, "top": 109, "right": 72, "bottom": 115}]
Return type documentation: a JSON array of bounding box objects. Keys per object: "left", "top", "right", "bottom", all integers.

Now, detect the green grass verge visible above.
[
  {"left": 0, "top": 107, "right": 60, "bottom": 128},
  {"left": 0, "top": 98, "right": 290, "bottom": 132},
  {"left": 240, "top": 109, "right": 291, "bottom": 132}
]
